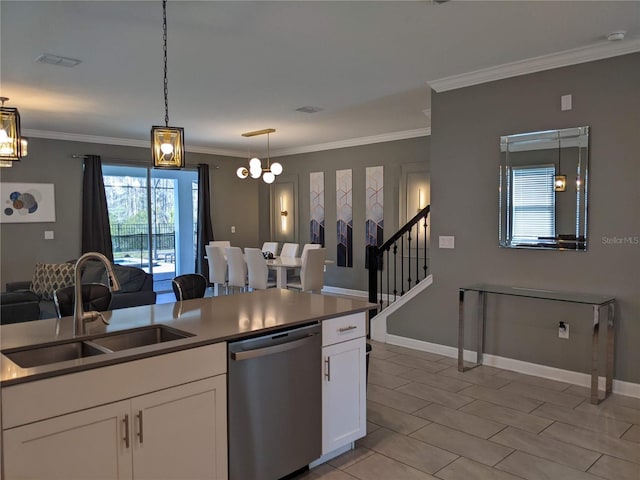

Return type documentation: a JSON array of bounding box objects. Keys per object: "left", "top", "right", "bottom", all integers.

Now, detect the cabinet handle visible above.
[
  {"left": 136, "top": 410, "right": 144, "bottom": 444},
  {"left": 338, "top": 325, "right": 357, "bottom": 332},
  {"left": 325, "top": 357, "right": 331, "bottom": 381},
  {"left": 123, "top": 414, "right": 130, "bottom": 449}
]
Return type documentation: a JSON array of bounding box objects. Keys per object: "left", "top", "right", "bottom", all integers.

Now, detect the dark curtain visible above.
[
  {"left": 195, "top": 163, "right": 215, "bottom": 275},
  {"left": 81, "top": 155, "right": 114, "bottom": 261}
]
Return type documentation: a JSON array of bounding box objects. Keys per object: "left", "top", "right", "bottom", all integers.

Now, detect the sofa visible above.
[{"left": 2, "top": 261, "right": 156, "bottom": 323}]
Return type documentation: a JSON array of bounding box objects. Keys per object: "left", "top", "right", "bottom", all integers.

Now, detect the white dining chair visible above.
[
  {"left": 205, "top": 245, "right": 228, "bottom": 296},
  {"left": 245, "top": 248, "right": 277, "bottom": 291},
  {"left": 300, "top": 243, "right": 321, "bottom": 262},
  {"left": 261, "top": 242, "right": 279, "bottom": 257},
  {"left": 280, "top": 243, "right": 299, "bottom": 258},
  {"left": 225, "top": 247, "right": 247, "bottom": 293},
  {"left": 287, "top": 248, "right": 325, "bottom": 293}
]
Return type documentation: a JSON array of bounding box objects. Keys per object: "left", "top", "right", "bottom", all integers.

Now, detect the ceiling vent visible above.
[
  {"left": 36, "top": 53, "right": 82, "bottom": 68},
  {"left": 295, "top": 106, "right": 323, "bottom": 114}
]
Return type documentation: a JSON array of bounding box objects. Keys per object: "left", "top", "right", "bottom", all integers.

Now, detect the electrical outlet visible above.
[{"left": 558, "top": 321, "right": 569, "bottom": 339}]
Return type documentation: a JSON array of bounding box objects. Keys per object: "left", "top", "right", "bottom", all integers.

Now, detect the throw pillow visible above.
[{"left": 31, "top": 263, "right": 75, "bottom": 301}]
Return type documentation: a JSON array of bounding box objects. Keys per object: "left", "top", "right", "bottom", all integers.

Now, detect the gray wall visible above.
[
  {"left": 267, "top": 137, "right": 430, "bottom": 290},
  {"left": 389, "top": 53, "right": 640, "bottom": 383},
  {"left": 0, "top": 137, "right": 261, "bottom": 285}
]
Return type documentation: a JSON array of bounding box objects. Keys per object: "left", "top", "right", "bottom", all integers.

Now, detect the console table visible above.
[{"left": 458, "top": 284, "right": 615, "bottom": 405}]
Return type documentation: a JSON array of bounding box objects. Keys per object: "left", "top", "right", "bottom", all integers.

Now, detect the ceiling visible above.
[{"left": 1, "top": 1, "right": 639, "bottom": 157}]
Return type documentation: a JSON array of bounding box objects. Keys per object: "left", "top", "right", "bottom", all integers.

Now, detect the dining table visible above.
[{"left": 266, "top": 257, "right": 333, "bottom": 289}]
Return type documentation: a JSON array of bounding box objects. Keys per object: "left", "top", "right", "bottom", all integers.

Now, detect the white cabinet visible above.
[
  {"left": 132, "top": 376, "right": 227, "bottom": 480},
  {"left": 321, "top": 313, "right": 367, "bottom": 455},
  {"left": 3, "top": 400, "right": 133, "bottom": 480},
  {"left": 3, "top": 377, "right": 227, "bottom": 480},
  {"left": 2, "top": 344, "right": 228, "bottom": 480}
]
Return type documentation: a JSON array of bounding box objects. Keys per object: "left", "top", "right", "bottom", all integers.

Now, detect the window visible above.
[
  {"left": 103, "top": 165, "right": 198, "bottom": 293},
  {"left": 511, "top": 166, "right": 555, "bottom": 243}
]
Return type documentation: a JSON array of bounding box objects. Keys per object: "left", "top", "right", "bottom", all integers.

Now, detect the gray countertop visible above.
[{"left": 0, "top": 289, "right": 374, "bottom": 386}]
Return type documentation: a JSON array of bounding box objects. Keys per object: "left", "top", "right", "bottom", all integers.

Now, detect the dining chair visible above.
[
  {"left": 300, "top": 243, "right": 321, "bottom": 262},
  {"left": 245, "top": 248, "right": 277, "bottom": 291},
  {"left": 226, "top": 247, "right": 248, "bottom": 293},
  {"left": 205, "top": 245, "right": 228, "bottom": 296},
  {"left": 287, "top": 248, "right": 325, "bottom": 293},
  {"left": 261, "top": 242, "right": 279, "bottom": 257},
  {"left": 172, "top": 274, "right": 208, "bottom": 301},
  {"left": 54, "top": 283, "right": 112, "bottom": 318},
  {"left": 280, "top": 242, "right": 299, "bottom": 258}
]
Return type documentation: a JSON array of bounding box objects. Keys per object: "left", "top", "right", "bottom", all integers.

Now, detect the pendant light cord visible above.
[{"left": 162, "top": 0, "right": 169, "bottom": 128}]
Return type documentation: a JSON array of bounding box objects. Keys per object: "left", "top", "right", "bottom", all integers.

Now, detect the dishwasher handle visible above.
[{"left": 231, "top": 333, "right": 318, "bottom": 361}]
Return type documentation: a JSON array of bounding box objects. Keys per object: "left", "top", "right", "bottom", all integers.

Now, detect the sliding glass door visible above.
[{"left": 103, "top": 165, "right": 198, "bottom": 293}]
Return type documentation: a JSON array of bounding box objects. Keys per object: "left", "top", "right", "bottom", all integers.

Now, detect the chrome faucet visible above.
[{"left": 73, "top": 252, "right": 121, "bottom": 336}]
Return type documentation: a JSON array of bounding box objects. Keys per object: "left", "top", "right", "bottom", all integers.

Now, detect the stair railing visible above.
[{"left": 367, "top": 205, "right": 430, "bottom": 318}]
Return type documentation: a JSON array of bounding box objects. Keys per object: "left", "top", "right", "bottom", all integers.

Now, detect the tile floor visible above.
[{"left": 296, "top": 340, "right": 640, "bottom": 480}]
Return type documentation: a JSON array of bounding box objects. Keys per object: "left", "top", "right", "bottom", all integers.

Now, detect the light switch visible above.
[
  {"left": 231, "top": 226, "right": 236, "bottom": 234},
  {"left": 44, "top": 230, "right": 54, "bottom": 240},
  {"left": 561, "top": 94, "right": 572, "bottom": 111},
  {"left": 439, "top": 236, "right": 455, "bottom": 249}
]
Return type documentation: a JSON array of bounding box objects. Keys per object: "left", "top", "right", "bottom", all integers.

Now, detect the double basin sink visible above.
[{"left": 2, "top": 325, "right": 194, "bottom": 369}]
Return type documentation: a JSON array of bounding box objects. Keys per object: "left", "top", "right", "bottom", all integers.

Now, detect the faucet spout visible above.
[{"left": 73, "top": 252, "right": 121, "bottom": 336}]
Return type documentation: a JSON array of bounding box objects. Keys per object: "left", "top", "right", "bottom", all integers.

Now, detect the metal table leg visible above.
[
  {"left": 591, "top": 304, "right": 600, "bottom": 405},
  {"left": 606, "top": 301, "right": 615, "bottom": 396},
  {"left": 477, "top": 291, "right": 486, "bottom": 366},
  {"left": 458, "top": 289, "right": 465, "bottom": 372}
]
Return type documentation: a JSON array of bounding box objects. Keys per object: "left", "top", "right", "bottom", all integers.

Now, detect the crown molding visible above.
[
  {"left": 428, "top": 38, "right": 640, "bottom": 93},
  {"left": 21, "top": 129, "right": 244, "bottom": 158},
  {"left": 23, "top": 127, "right": 431, "bottom": 158},
  {"left": 271, "top": 127, "right": 431, "bottom": 157}
]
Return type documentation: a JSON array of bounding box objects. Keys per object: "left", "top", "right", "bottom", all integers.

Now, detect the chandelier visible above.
[
  {"left": 0, "top": 97, "right": 24, "bottom": 165},
  {"left": 236, "top": 128, "right": 283, "bottom": 184},
  {"left": 151, "top": 0, "right": 185, "bottom": 169}
]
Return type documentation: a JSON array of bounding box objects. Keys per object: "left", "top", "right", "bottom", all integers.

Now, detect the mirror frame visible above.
[{"left": 499, "top": 126, "right": 589, "bottom": 251}]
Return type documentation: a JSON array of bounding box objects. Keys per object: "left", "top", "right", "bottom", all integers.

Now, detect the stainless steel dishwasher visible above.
[{"left": 228, "top": 322, "right": 321, "bottom": 480}]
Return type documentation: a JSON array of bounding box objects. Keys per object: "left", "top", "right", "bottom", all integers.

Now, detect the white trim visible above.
[
  {"left": 270, "top": 128, "right": 431, "bottom": 157},
  {"left": 428, "top": 39, "right": 640, "bottom": 92},
  {"left": 321, "top": 286, "right": 369, "bottom": 299},
  {"left": 384, "top": 334, "right": 640, "bottom": 399},
  {"left": 309, "top": 442, "right": 354, "bottom": 469},
  {"left": 22, "top": 127, "right": 431, "bottom": 158},
  {"left": 21, "top": 129, "right": 244, "bottom": 158},
  {"left": 370, "top": 274, "right": 433, "bottom": 342}
]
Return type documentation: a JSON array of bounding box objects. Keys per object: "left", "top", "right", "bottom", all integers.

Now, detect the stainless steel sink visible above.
[
  {"left": 2, "top": 325, "right": 194, "bottom": 368},
  {"left": 88, "top": 325, "right": 194, "bottom": 352},
  {"left": 3, "top": 341, "right": 109, "bottom": 369}
]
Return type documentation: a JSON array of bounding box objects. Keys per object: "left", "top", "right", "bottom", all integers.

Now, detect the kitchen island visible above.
[{"left": 0, "top": 289, "right": 373, "bottom": 479}]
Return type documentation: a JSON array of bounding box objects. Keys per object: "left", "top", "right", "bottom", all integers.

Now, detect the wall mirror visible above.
[{"left": 499, "top": 126, "right": 589, "bottom": 250}]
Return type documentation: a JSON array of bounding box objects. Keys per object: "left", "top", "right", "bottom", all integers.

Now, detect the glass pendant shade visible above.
[
  {"left": 151, "top": 126, "right": 185, "bottom": 169},
  {"left": 263, "top": 171, "right": 275, "bottom": 184},
  {"left": 237, "top": 167, "right": 249, "bottom": 179},
  {"left": 270, "top": 162, "right": 283, "bottom": 176},
  {"left": 0, "top": 104, "right": 22, "bottom": 161},
  {"left": 249, "top": 157, "right": 262, "bottom": 169},
  {"left": 250, "top": 164, "right": 262, "bottom": 178}
]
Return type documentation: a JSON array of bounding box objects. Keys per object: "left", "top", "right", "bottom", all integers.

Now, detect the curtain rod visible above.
[{"left": 71, "top": 154, "right": 219, "bottom": 169}]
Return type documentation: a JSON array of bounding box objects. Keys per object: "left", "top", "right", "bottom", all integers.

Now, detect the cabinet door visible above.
[
  {"left": 131, "top": 376, "right": 228, "bottom": 480},
  {"left": 322, "top": 336, "right": 367, "bottom": 454},
  {"left": 3, "top": 400, "right": 132, "bottom": 480}
]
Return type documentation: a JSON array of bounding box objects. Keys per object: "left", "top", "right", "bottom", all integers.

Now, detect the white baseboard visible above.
[
  {"left": 385, "top": 334, "right": 640, "bottom": 399},
  {"left": 321, "top": 286, "right": 369, "bottom": 299}
]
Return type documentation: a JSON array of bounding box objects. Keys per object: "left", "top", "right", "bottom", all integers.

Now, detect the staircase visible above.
[{"left": 366, "top": 205, "right": 432, "bottom": 341}]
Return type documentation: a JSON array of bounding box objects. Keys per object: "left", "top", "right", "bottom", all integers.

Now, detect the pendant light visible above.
[
  {"left": 554, "top": 134, "right": 566, "bottom": 192},
  {"left": 0, "top": 97, "right": 23, "bottom": 162},
  {"left": 151, "top": 0, "right": 185, "bottom": 169},
  {"left": 236, "top": 128, "right": 283, "bottom": 184}
]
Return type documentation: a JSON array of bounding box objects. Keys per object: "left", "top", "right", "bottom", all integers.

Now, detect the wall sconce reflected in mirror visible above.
[
  {"left": 554, "top": 175, "right": 567, "bottom": 192},
  {"left": 417, "top": 188, "right": 426, "bottom": 213}
]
